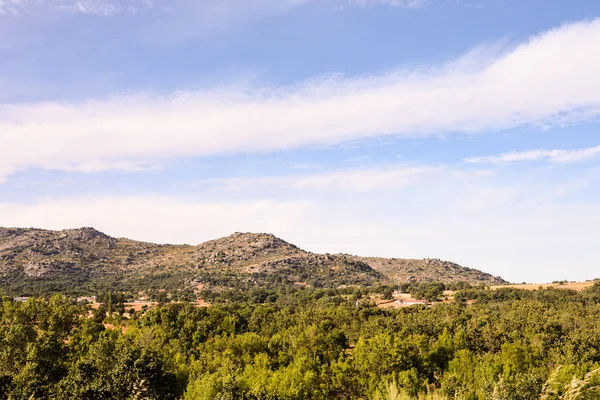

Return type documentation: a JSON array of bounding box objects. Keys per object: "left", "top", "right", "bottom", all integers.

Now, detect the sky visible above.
[{"left": 1, "top": 0, "right": 600, "bottom": 283}]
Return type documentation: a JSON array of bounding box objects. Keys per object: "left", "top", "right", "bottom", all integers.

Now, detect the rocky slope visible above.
[
  {"left": 353, "top": 256, "right": 500, "bottom": 284},
  {"left": 0, "top": 227, "right": 505, "bottom": 296}
]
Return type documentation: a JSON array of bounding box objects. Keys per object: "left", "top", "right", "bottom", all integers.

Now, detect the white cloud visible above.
[
  {"left": 2, "top": 19, "right": 600, "bottom": 180},
  {"left": 465, "top": 145, "right": 600, "bottom": 165}
]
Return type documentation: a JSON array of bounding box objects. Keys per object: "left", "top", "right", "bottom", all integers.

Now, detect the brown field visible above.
[
  {"left": 378, "top": 300, "right": 429, "bottom": 309},
  {"left": 376, "top": 292, "right": 431, "bottom": 309},
  {"left": 193, "top": 299, "right": 211, "bottom": 307},
  {"left": 124, "top": 301, "right": 158, "bottom": 311},
  {"left": 87, "top": 300, "right": 209, "bottom": 313},
  {"left": 376, "top": 282, "right": 597, "bottom": 309},
  {"left": 490, "top": 281, "right": 596, "bottom": 291}
]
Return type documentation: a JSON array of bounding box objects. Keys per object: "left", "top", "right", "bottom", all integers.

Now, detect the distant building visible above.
[{"left": 13, "top": 297, "right": 30, "bottom": 302}]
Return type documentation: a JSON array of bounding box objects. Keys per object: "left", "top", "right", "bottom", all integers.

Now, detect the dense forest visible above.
[{"left": 2, "top": 284, "right": 600, "bottom": 399}]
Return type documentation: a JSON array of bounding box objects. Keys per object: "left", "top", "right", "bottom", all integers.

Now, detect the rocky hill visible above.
[
  {"left": 0, "top": 227, "right": 506, "bottom": 296},
  {"left": 353, "top": 256, "right": 499, "bottom": 284}
]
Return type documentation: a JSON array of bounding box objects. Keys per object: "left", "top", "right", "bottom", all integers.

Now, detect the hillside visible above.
[
  {"left": 354, "top": 256, "right": 500, "bottom": 284},
  {"left": 0, "top": 227, "right": 505, "bottom": 296}
]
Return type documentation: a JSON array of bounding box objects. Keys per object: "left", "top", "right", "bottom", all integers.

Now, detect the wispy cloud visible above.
[
  {"left": 348, "top": 0, "right": 481, "bottom": 9},
  {"left": 2, "top": 19, "right": 600, "bottom": 181},
  {"left": 157, "top": 0, "right": 313, "bottom": 34},
  {"left": 196, "top": 161, "right": 592, "bottom": 213},
  {"left": 1, "top": 0, "right": 474, "bottom": 18},
  {"left": 0, "top": 0, "right": 25, "bottom": 15},
  {"left": 0, "top": 0, "right": 153, "bottom": 16},
  {"left": 215, "top": 166, "right": 435, "bottom": 193},
  {"left": 203, "top": 165, "right": 491, "bottom": 194},
  {"left": 465, "top": 145, "right": 600, "bottom": 165},
  {"left": 55, "top": 0, "right": 153, "bottom": 16},
  {"left": 351, "top": 0, "right": 427, "bottom": 8},
  {"left": 0, "top": 0, "right": 311, "bottom": 18}
]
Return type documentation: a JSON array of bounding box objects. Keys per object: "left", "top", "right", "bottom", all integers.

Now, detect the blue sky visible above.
[{"left": 1, "top": 0, "right": 600, "bottom": 282}]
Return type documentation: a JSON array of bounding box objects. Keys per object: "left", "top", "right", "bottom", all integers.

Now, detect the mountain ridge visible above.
[{"left": 0, "top": 227, "right": 506, "bottom": 296}]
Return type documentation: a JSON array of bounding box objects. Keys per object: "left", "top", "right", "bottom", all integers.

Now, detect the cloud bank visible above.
[{"left": 2, "top": 19, "right": 600, "bottom": 181}]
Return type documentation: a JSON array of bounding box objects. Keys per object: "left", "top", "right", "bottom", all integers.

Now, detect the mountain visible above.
[{"left": 0, "top": 227, "right": 506, "bottom": 296}]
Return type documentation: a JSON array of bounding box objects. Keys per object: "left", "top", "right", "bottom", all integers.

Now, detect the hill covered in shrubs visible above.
[{"left": 0, "top": 227, "right": 505, "bottom": 297}]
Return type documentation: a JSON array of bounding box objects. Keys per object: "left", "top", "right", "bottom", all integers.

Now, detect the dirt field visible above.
[
  {"left": 376, "top": 282, "right": 597, "bottom": 309},
  {"left": 124, "top": 301, "right": 158, "bottom": 311},
  {"left": 490, "top": 281, "right": 596, "bottom": 291},
  {"left": 193, "top": 299, "right": 211, "bottom": 307},
  {"left": 376, "top": 292, "right": 430, "bottom": 308}
]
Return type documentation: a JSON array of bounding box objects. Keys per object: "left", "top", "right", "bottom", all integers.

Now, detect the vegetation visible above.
[{"left": 2, "top": 284, "right": 600, "bottom": 399}]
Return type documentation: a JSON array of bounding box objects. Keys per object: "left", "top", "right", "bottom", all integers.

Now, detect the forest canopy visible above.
[{"left": 2, "top": 284, "right": 600, "bottom": 399}]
